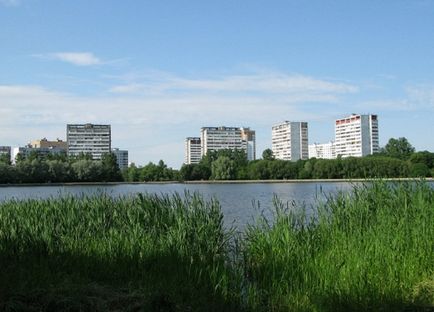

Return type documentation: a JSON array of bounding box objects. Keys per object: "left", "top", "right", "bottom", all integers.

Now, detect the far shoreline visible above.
[{"left": 0, "top": 177, "right": 432, "bottom": 187}]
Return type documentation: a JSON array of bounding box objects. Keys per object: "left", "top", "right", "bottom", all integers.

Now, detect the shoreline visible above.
[{"left": 0, "top": 177, "right": 432, "bottom": 187}]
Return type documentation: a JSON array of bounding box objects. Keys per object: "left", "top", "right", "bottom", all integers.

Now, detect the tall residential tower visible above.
[
  {"left": 199, "top": 126, "right": 256, "bottom": 161},
  {"left": 272, "top": 121, "right": 308, "bottom": 161},
  {"left": 184, "top": 137, "right": 202, "bottom": 164},
  {"left": 334, "top": 114, "right": 379, "bottom": 157},
  {"left": 67, "top": 124, "right": 111, "bottom": 160}
]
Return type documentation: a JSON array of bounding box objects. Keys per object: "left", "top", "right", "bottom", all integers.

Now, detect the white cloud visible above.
[
  {"left": 358, "top": 84, "right": 434, "bottom": 112},
  {"left": 47, "top": 52, "right": 102, "bottom": 66},
  {"left": 110, "top": 72, "right": 358, "bottom": 96}
]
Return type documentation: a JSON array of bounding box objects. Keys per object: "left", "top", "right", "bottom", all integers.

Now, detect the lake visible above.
[{"left": 1, "top": 181, "right": 432, "bottom": 229}]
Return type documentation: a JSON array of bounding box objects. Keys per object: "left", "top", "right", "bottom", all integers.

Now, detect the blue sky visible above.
[{"left": 1, "top": 0, "right": 433, "bottom": 168}]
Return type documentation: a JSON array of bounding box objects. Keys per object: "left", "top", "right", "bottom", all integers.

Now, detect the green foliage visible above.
[
  {"left": 262, "top": 149, "right": 275, "bottom": 161},
  {"left": 0, "top": 181, "right": 433, "bottom": 310},
  {"left": 0, "top": 193, "right": 241, "bottom": 311},
  {"left": 410, "top": 163, "right": 431, "bottom": 177},
  {"left": 0, "top": 153, "right": 11, "bottom": 165},
  {"left": 122, "top": 160, "right": 178, "bottom": 182},
  {"left": 243, "top": 181, "right": 434, "bottom": 311},
  {"left": 212, "top": 156, "right": 236, "bottom": 180},
  {"left": 101, "top": 152, "right": 122, "bottom": 182},
  {"left": 409, "top": 151, "right": 434, "bottom": 169},
  {"left": 382, "top": 137, "right": 416, "bottom": 160},
  {"left": 71, "top": 159, "right": 103, "bottom": 182}
]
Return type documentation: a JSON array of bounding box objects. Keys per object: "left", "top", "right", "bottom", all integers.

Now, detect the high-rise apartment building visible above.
[
  {"left": 335, "top": 114, "right": 379, "bottom": 157},
  {"left": 112, "top": 148, "right": 128, "bottom": 170},
  {"left": 272, "top": 121, "right": 308, "bottom": 161},
  {"left": 240, "top": 128, "right": 256, "bottom": 161},
  {"left": 200, "top": 126, "right": 256, "bottom": 160},
  {"left": 308, "top": 141, "right": 336, "bottom": 159},
  {"left": 184, "top": 137, "right": 202, "bottom": 164},
  {"left": 67, "top": 124, "right": 111, "bottom": 160}
]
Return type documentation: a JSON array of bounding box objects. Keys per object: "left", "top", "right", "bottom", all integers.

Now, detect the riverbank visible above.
[
  {"left": 0, "top": 177, "right": 432, "bottom": 187},
  {"left": 0, "top": 181, "right": 433, "bottom": 311}
]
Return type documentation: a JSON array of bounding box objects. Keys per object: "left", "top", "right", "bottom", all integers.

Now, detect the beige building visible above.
[{"left": 30, "top": 138, "right": 67, "bottom": 150}]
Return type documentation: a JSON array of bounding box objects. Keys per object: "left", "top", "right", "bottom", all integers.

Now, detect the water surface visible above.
[{"left": 0, "top": 182, "right": 361, "bottom": 229}]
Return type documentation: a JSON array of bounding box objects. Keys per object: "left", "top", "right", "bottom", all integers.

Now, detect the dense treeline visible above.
[
  {"left": 122, "top": 160, "right": 179, "bottom": 182},
  {"left": 178, "top": 137, "right": 434, "bottom": 181},
  {"left": 1, "top": 137, "right": 433, "bottom": 183},
  {"left": 0, "top": 152, "right": 122, "bottom": 184}
]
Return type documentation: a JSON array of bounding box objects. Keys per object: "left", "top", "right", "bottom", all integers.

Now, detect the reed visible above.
[
  {"left": 0, "top": 181, "right": 432, "bottom": 311},
  {"left": 243, "top": 181, "right": 434, "bottom": 311},
  {"left": 0, "top": 192, "right": 242, "bottom": 311}
]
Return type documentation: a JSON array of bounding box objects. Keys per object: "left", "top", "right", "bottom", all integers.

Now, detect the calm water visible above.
[{"left": 0, "top": 182, "right": 360, "bottom": 229}]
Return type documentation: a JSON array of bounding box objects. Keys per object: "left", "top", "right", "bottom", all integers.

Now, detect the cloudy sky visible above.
[{"left": 1, "top": 0, "right": 434, "bottom": 168}]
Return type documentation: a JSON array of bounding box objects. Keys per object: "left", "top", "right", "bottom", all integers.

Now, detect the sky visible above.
[{"left": 1, "top": 0, "right": 434, "bottom": 168}]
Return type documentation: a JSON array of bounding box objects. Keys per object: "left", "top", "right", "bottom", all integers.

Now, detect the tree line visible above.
[
  {"left": 0, "top": 152, "right": 122, "bottom": 184},
  {"left": 127, "top": 137, "right": 434, "bottom": 182},
  {"left": 0, "top": 137, "right": 433, "bottom": 184}
]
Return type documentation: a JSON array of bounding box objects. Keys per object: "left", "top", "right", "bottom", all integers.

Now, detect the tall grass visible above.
[
  {"left": 0, "top": 192, "right": 242, "bottom": 311},
  {"left": 0, "top": 181, "right": 433, "bottom": 311},
  {"left": 243, "top": 181, "right": 434, "bottom": 311}
]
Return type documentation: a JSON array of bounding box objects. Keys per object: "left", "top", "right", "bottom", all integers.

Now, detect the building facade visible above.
[
  {"left": 67, "top": 124, "right": 111, "bottom": 160},
  {"left": 184, "top": 137, "right": 202, "bottom": 164},
  {"left": 30, "top": 138, "right": 67, "bottom": 150},
  {"left": 335, "top": 114, "right": 379, "bottom": 157},
  {"left": 11, "top": 146, "right": 66, "bottom": 164},
  {"left": 308, "top": 141, "right": 336, "bottom": 159},
  {"left": 112, "top": 148, "right": 128, "bottom": 170},
  {"left": 200, "top": 126, "right": 256, "bottom": 160},
  {"left": 240, "top": 128, "right": 256, "bottom": 161},
  {"left": 272, "top": 121, "right": 308, "bottom": 161}
]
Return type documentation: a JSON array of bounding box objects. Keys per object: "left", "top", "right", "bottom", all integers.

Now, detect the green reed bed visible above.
[
  {"left": 0, "top": 192, "right": 242, "bottom": 311},
  {"left": 0, "top": 181, "right": 433, "bottom": 311},
  {"left": 243, "top": 181, "right": 434, "bottom": 311}
]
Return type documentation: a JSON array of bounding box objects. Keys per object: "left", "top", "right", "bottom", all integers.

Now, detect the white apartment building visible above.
[
  {"left": 309, "top": 141, "right": 336, "bottom": 159},
  {"left": 272, "top": 121, "right": 308, "bottom": 161},
  {"left": 200, "top": 126, "right": 256, "bottom": 160},
  {"left": 335, "top": 114, "right": 379, "bottom": 157},
  {"left": 67, "top": 124, "right": 111, "bottom": 160},
  {"left": 112, "top": 148, "right": 128, "bottom": 170},
  {"left": 184, "top": 137, "right": 202, "bottom": 164}
]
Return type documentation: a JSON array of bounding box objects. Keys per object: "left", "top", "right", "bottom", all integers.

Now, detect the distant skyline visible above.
[{"left": 1, "top": 0, "right": 434, "bottom": 168}]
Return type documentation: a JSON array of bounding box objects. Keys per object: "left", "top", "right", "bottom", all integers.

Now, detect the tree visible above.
[
  {"left": 71, "top": 159, "right": 103, "bottom": 182},
  {"left": 101, "top": 152, "right": 122, "bottom": 182},
  {"left": 382, "top": 137, "right": 415, "bottom": 160},
  {"left": 410, "top": 163, "right": 431, "bottom": 177},
  {"left": 0, "top": 153, "right": 11, "bottom": 165},
  {"left": 409, "top": 151, "right": 434, "bottom": 169},
  {"left": 262, "top": 149, "right": 275, "bottom": 161},
  {"left": 211, "top": 156, "right": 236, "bottom": 180}
]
